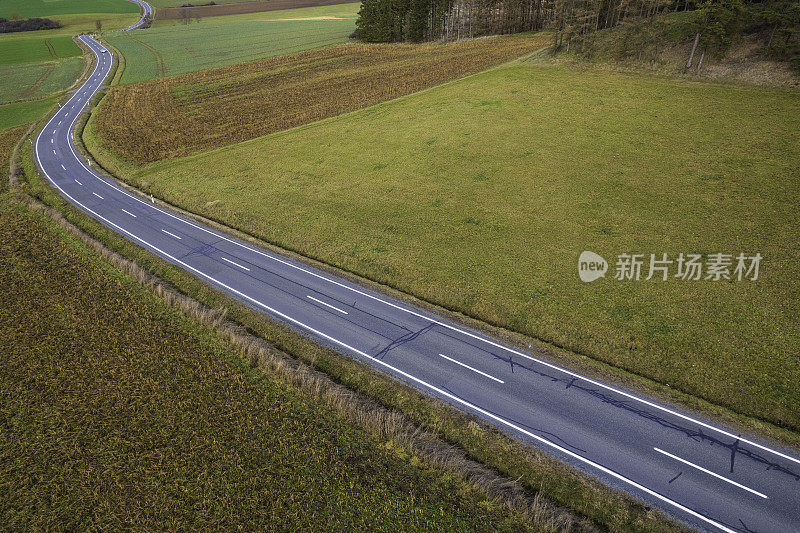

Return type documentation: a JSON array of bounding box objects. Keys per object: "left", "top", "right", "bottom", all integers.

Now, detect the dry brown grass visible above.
[
  {"left": 95, "top": 34, "right": 549, "bottom": 162},
  {"left": 14, "top": 195, "right": 590, "bottom": 533},
  {"left": 1, "top": 124, "right": 30, "bottom": 190}
]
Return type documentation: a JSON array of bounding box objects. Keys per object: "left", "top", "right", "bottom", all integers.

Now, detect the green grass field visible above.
[
  {"left": 0, "top": 58, "right": 84, "bottom": 103},
  {"left": 0, "top": 0, "right": 139, "bottom": 18},
  {"left": 0, "top": 36, "right": 80, "bottom": 65},
  {"left": 153, "top": 2, "right": 361, "bottom": 26},
  {"left": 0, "top": 200, "right": 540, "bottom": 530},
  {"left": 0, "top": 1, "right": 139, "bottom": 105},
  {"left": 108, "top": 63, "right": 800, "bottom": 431},
  {"left": 0, "top": 12, "right": 142, "bottom": 38},
  {"left": 0, "top": 97, "right": 57, "bottom": 130},
  {"left": 0, "top": 35, "right": 83, "bottom": 103},
  {"left": 107, "top": 13, "right": 358, "bottom": 84}
]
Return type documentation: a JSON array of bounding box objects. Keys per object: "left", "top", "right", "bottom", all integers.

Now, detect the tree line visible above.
[
  {"left": 355, "top": 0, "right": 800, "bottom": 69},
  {"left": 0, "top": 17, "right": 62, "bottom": 33}
]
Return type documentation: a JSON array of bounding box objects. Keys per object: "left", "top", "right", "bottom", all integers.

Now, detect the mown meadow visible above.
[
  {"left": 0, "top": 200, "right": 542, "bottom": 530},
  {"left": 90, "top": 61, "right": 800, "bottom": 432}
]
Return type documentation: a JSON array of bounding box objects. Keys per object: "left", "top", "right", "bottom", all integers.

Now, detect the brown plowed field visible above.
[
  {"left": 95, "top": 34, "right": 548, "bottom": 163},
  {"left": 156, "top": 0, "right": 358, "bottom": 20}
]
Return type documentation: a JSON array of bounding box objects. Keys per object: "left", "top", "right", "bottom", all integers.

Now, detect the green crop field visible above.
[
  {"left": 0, "top": 36, "right": 83, "bottom": 104},
  {"left": 0, "top": 0, "right": 140, "bottom": 105},
  {"left": 0, "top": 12, "right": 142, "bottom": 38},
  {"left": 0, "top": 58, "right": 84, "bottom": 103},
  {"left": 0, "top": 201, "right": 538, "bottom": 530},
  {"left": 153, "top": 2, "right": 361, "bottom": 26},
  {"left": 0, "top": 0, "right": 139, "bottom": 18},
  {"left": 0, "top": 36, "right": 80, "bottom": 65},
  {"left": 105, "top": 63, "right": 800, "bottom": 432},
  {"left": 107, "top": 16, "right": 357, "bottom": 84},
  {"left": 0, "top": 97, "right": 57, "bottom": 130}
]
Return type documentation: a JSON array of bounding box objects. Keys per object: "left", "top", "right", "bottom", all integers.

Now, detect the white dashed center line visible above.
[
  {"left": 653, "top": 448, "right": 769, "bottom": 499},
  {"left": 306, "top": 295, "right": 349, "bottom": 315},
  {"left": 439, "top": 353, "right": 504, "bottom": 384},
  {"left": 161, "top": 229, "right": 182, "bottom": 240},
  {"left": 121, "top": 209, "right": 137, "bottom": 218},
  {"left": 220, "top": 256, "right": 251, "bottom": 271},
  {"left": 92, "top": 192, "right": 103, "bottom": 199}
]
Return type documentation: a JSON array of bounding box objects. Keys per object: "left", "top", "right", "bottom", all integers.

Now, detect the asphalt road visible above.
[
  {"left": 32, "top": 14, "right": 800, "bottom": 533},
  {"left": 122, "top": 0, "right": 153, "bottom": 30}
]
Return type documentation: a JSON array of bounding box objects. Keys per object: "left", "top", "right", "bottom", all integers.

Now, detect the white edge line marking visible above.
[
  {"left": 121, "top": 208, "right": 137, "bottom": 218},
  {"left": 27, "top": 143, "right": 749, "bottom": 533},
  {"left": 76, "top": 158, "right": 800, "bottom": 470},
  {"left": 220, "top": 256, "right": 251, "bottom": 271},
  {"left": 161, "top": 229, "right": 182, "bottom": 240},
  {"left": 36, "top": 129, "right": 739, "bottom": 531},
  {"left": 440, "top": 353, "right": 504, "bottom": 384},
  {"left": 306, "top": 295, "right": 348, "bottom": 315},
  {"left": 63, "top": 97, "right": 800, "bottom": 469},
  {"left": 27, "top": 35, "right": 791, "bottom": 532},
  {"left": 653, "top": 447, "right": 769, "bottom": 499},
  {"left": 92, "top": 192, "right": 103, "bottom": 199}
]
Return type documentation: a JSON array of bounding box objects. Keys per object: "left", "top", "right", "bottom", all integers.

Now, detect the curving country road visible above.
[
  {"left": 122, "top": 0, "right": 153, "bottom": 31},
  {"left": 32, "top": 5, "right": 800, "bottom": 532}
]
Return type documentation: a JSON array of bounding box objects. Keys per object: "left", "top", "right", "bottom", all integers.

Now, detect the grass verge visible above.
[
  {"left": 0, "top": 125, "right": 28, "bottom": 190},
  {"left": 0, "top": 197, "right": 564, "bottom": 530},
  {"left": 88, "top": 60, "right": 800, "bottom": 433},
  {"left": 15, "top": 89, "right": 688, "bottom": 532}
]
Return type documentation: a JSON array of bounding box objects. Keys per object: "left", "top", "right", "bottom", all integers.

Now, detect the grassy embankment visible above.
[
  {"left": 0, "top": 200, "right": 547, "bottom": 530},
  {"left": 105, "top": 4, "right": 360, "bottom": 84},
  {"left": 88, "top": 58, "right": 800, "bottom": 433},
  {"left": 548, "top": 10, "right": 800, "bottom": 87},
  {"left": 1, "top": 125, "right": 28, "bottom": 190},
  {"left": 94, "top": 34, "right": 549, "bottom": 160}
]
